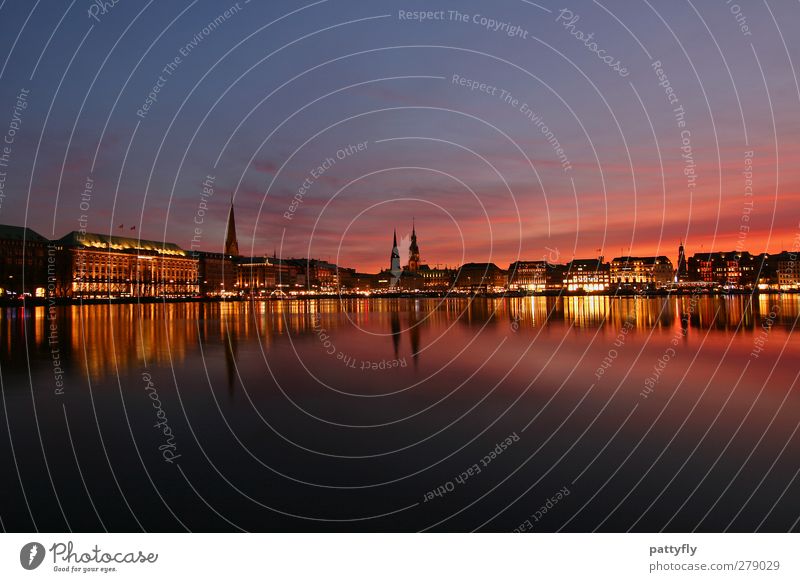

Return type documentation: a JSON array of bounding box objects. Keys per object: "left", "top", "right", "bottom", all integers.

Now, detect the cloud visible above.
[{"left": 252, "top": 159, "right": 278, "bottom": 174}]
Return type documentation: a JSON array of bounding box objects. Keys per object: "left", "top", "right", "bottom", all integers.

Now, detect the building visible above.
[
  {"left": 748, "top": 252, "right": 786, "bottom": 289},
  {"left": 776, "top": 252, "right": 800, "bottom": 290},
  {"left": 676, "top": 241, "right": 688, "bottom": 282},
  {"left": 416, "top": 265, "right": 455, "bottom": 290},
  {"left": 0, "top": 224, "right": 49, "bottom": 297},
  {"left": 687, "top": 251, "right": 757, "bottom": 287},
  {"left": 545, "top": 264, "right": 568, "bottom": 290},
  {"left": 289, "top": 258, "right": 342, "bottom": 292},
  {"left": 236, "top": 256, "right": 298, "bottom": 295},
  {"left": 196, "top": 251, "right": 237, "bottom": 296},
  {"left": 224, "top": 201, "right": 239, "bottom": 257},
  {"left": 452, "top": 262, "right": 506, "bottom": 291},
  {"left": 344, "top": 271, "right": 379, "bottom": 291},
  {"left": 610, "top": 256, "right": 674, "bottom": 289},
  {"left": 563, "top": 258, "right": 610, "bottom": 292},
  {"left": 507, "top": 260, "right": 571, "bottom": 292},
  {"left": 407, "top": 220, "right": 421, "bottom": 272},
  {"left": 395, "top": 222, "right": 445, "bottom": 290},
  {"left": 507, "top": 261, "right": 549, "bottom": 291},
  {"left": 389, "top": 229, "right": 402, "bottom": 287},
  {"left": 197, "top": 200, "right": 240, "bottom": 296},
  {"left": 54, "top": 231, "right": 199, "bottom": 298}
]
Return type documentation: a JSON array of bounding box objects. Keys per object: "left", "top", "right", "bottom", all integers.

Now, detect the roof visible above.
[
  {"left": 237, "top": 256, "right": 295, "bottom": 268},
  {"left": 690, "top": 251, "right": 753, "bottom": 260},
  {"left": 57, "top": 231, "right": 188, "bottom": 257},
  {"left": 0, "top": 224, "right": 49, "bottom": 242},
  {"left": 508, "top": 260, "right": 550, "bottom": 269},
  {"left": 566, "top": 258, "right": 610, "bottom": 269},
  {"left": 611, "top": 256, "right": 671, "bottom": 264},
  {"left": 458, "top": 262, "right": 503, "bottom": 271}
]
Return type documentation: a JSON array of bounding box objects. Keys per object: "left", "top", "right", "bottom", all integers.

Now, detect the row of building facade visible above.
[
  {"left": 378, "top": 231, "right": 800, "bottom": 293},
  {"left": 2, "top": 211, "right": 800, "bottom": 299}
]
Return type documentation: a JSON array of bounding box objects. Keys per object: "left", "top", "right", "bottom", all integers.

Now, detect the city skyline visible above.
[
  {"left": 4, "top": 214, "right": 799, "bottom": 275},
  {"left": 2, "top": 212, "right": 798, "bottom": 299}
]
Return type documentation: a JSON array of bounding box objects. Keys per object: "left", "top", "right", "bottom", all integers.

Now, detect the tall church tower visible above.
[
  {"left": 389, "top": 229, "right": 402, "bottom": 284},
  {"left": 676, "top": 240, "right": 687, "bottom": 282},
  {"left": 224, "top": 198, "right": 239, "bottom": 257},
  {"left": 407, "top": 219, "right": 420, "bottom": 272}
]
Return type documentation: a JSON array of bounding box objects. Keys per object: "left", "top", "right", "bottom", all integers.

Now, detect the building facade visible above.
[
  {"left": 389, "top": 230, "right": 402, "bottom": 286},
  {"left": 196, "top": 252, "right": 237, "bottom": 296},
  {"left": 610, "top": 256, "right": 674, "bottom": 289},
  {"left": 54, "top": 232, "right": 199, "bottom": 298},
  {"left": 777, "top": 252, "right": 800, "bottom": 289},
  {"left": 676, "top": 241, "right": 688, "bottom": 282},
  {"left": 236, "top": 257, "right": 298, "bottom": 295},
  {"left": 0, "top": 224, "right": 49, "bottom": 297},
  {"left": 687, "top": 251, "right": 757, "bottom": 286},
  {"left": 508, "top": 261, "right": 549, "bottom": 291},
  {"left": 407, "top": 221, "right": 420, "bottom": 272},
  {"left": 563, "top": 258, "right": 610, "bottom": 292},
  {"left": 452, "top": 263, "right": 507, "bottom": 291}
]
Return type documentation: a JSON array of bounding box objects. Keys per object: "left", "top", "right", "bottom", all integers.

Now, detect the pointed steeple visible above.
[
  {"left": 676, "top": 239, "right": 687, "bottom": 282},
  {"left": 390, "top": 228, "right": 401, "bottom": 281},
  {"left": 391, "top": 229, "right": 400, "bottom": 260},
  {"left": 408, "top": 219, "right": 420, "bottom": 272},
  {"left": 224, "top": 196, "right": 239, "bottom": 257}
]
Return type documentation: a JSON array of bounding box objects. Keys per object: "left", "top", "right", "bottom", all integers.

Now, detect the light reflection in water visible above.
[
  {"left": 1, "top": 295, "right": 798, "bottom": 532},
  {"left": 1, "top": 295, "right": 797, "bottom": 380}
]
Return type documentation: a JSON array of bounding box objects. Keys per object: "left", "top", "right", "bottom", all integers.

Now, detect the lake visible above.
[{"left": 1, "top": 295, "right": 798, "bottom": 532}]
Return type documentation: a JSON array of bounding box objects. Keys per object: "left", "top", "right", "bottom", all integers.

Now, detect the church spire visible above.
[
  {"left": 389, "top": 228, "right": 401, "bottom": 285},
  {"left": 676, "top": 239, "right": 687, "bottom": 282},
  {"left": 224, "top": 196, "right": 239, "bottom": 257},
  {"left": 408, "top": 219, "right": 420, "bottom": 273}
]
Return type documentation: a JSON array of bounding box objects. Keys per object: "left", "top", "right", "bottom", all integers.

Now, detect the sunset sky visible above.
[{"left": 0, "top": 0, "right": 798, "bottom": 272}]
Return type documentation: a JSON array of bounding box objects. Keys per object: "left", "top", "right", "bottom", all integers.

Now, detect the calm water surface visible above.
[{"left": 1, "top": 296, "right": 799, "bottom": 532}]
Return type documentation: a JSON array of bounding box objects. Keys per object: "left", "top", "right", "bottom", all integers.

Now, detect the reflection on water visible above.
[
  {"left": 0, "top": 295, "right": 798, "bottom": 533},
  {"left": 2, "top": 295, "right": 796, "bottom": 378}
]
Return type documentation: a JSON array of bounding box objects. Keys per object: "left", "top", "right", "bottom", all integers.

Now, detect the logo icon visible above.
[{"left": 20, "top": 542, "right": 45, "bottom": 570}]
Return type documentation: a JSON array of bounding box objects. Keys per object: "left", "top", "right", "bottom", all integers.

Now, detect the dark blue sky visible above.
[{"left": 0, "top": 0, "right": 798, "bottom": 271}]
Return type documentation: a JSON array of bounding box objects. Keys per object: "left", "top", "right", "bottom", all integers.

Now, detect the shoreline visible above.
[{"left": 4, "top": 288, "right": 797, "bottom": 307}]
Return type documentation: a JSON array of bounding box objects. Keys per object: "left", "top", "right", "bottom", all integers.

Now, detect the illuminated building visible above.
[
  {"left": 777, "top": 252, "right": 800, "bottom": 290},
  {"left": 236, "top": 256, "right": 298, "bottom": 295},
  {"left": 0, "top": 224, "right": 48, "bottom": 297},
  {"left": 289, "top": 259, "right": 342, "bottom": 292},
  {"left": 687, "top": 251, "right": 757, "bottom": 287},
  {"left": 196, "top": 251, "right": 237, "bottom": 296},
  {"left": 545, "top": 264, "right": 568, "bottom": 290},
  {"left": 610, "top": 256, "right": 674, "bottom": 289},
  {"left": 452, "top": 263, "right": 507, "bottom": 291},
  {"left": 563, "top": 258, "right": 610, "bottom": 292},
  {"left": 414, "top": 266, "right": 455, "bottom": 290},
  {"left": 388, "top": 223, "right": 448, "bottom": 290},
  {"left": 340, "top": 270, "right": 377, "bottom": 291},
  {"left": 54, "top": 231, "right": 199, "bottom": 298},
  {"left": 507, "top": 261, "right": 549, "bottom": 291}
]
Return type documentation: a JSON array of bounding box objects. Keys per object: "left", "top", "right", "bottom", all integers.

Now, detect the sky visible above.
[{"left": 0, "top": 0, "right": 798, "bottom": 272}]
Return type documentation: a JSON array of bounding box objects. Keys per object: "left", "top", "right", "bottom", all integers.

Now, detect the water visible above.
[{"left": 1, "top": 296, "right": 799, "bottom": 532}]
